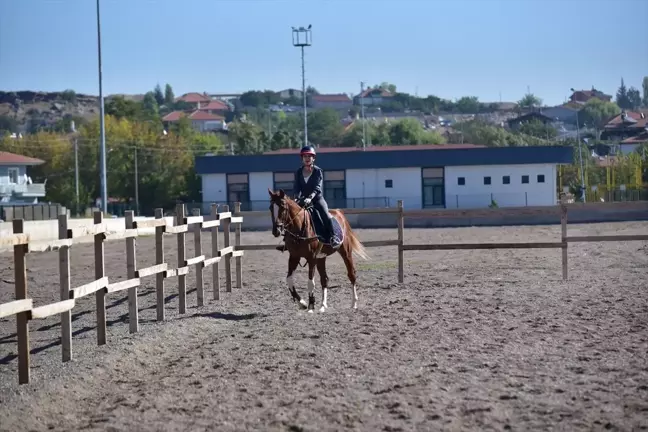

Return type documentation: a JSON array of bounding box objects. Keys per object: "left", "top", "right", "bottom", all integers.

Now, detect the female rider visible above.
[{"left": 293, "top": 145, "right": 341, "bottom": 249}]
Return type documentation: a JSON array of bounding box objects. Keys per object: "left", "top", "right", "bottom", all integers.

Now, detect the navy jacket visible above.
[{"left": 293, "top": 165, "right": 324, "bottom": 200}]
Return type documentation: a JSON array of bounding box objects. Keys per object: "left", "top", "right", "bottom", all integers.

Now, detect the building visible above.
[
  {"left": 0, "top": 151, "right": 46, "bottom": 204},
  {"left": 162, "top": 110, "right": 226, "bottom": 132},
  {"left": 600, "top": 110, "right": 648, "bottom": 141},
  {"left": 569, "top": 87, "right": 612, "bottom": 104},
  {"left": 540, "top": 104, "right": 580, "bottom": 124},
  {"left": 353, "top": 88, "right": 394, "bottom": 106},
  {"left": 194, "top": 144, "right": 573, "bottom": 211},
  {"left": 507, "top": 112, "right": 555, "bottom": 130},
  {"left": 309, "top": 94, "right": 353, "bottom": 110}
]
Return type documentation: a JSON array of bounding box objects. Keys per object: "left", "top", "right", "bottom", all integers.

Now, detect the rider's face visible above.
[{"left": 302, "top": 154, "right": 314, "bottom": 165}]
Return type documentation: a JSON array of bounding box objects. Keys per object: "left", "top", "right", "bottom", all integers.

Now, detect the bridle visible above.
[{"left": 270, "top": 197, "right": 318, "bottom": 242}]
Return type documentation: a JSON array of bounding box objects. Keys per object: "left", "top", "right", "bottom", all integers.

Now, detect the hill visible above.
[{"left": 0, "top": 90, "right": 141, "bottom": 133}]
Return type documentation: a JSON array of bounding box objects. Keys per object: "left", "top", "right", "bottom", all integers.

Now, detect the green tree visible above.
[
  {"left": 455, "top": 96, "right": 481, "bottom": 114},
  {"left": 578, "top": 98, "right": 621, "bottom": 128},
  {"left": 627, "top": 87, "right": 642, "bottom": 110},
  {"left": 153, "top": 84, "right": 165, "bottom": 106},
  {"left": 616, "top": 78, "right": 631, "bottom": 109},
  {"left": 141, "top": 91, "right": 160, "bottom": 120},
  {"left": 164, "top": 83, "right": 175, "bottom": 106},
  {"left": 518, "top": 93, "right": 543, "bottom": 109},
  {"left": 307, "top": 108, "right": 344, "bottom": 147},
  {"left": 519, "top": 119, "right": 557, "bottom": 139}
]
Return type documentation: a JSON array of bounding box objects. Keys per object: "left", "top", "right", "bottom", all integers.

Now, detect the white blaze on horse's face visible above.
[{"left": 273, "top": 203, "right": 279, "bottom": 222}]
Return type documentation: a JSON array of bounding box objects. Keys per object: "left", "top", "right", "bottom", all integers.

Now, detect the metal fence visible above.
[{"left": 0, "top": 203, "right": 63, "bottom": 222}]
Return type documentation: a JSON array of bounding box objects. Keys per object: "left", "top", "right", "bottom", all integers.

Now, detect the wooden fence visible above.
[
  {"left": 0, "top": 203, "right": 244, "bottom": 385},
  {"left": 238, "top": 200, "right": 648, "bottom": 283}
]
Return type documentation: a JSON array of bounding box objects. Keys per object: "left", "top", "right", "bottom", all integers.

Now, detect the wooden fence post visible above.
[
  {"left": 397, "top": 200, "right": 404, "bottom": 283},
  {"left": 13, "top": 219, "right": 30, "bottom": 384},
  {"left": 561, "top": 202, "right": 568, "bottom": 280},
  {"left": 222, "top": 204, "right": 232, "bottom": 293},
  {"left": 234, "top": 202, "right": 242, "bottom": 289},
  {"left": 58, "top": 209, "right": 72, "bottom": 362},
  {"left": 193, "top": 208, "right": 205, "bottom": 306},
  {"left": 211, "top": 204, "right": 221, "bottom": 300},
  {"left": 125, "top": 211, "right": 138, "bottom": 333},
  {"left": 155, "top": 208, "right": 165, "bottom": 321},
  {"left": 176, "top": 203, "right": 187, "bottom": 314},
  {"left": 94, "top": 211, "right": 107, "bottom": 346}
]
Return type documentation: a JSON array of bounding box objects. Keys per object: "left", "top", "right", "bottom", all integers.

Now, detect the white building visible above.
[{"left": 195, "top": 144, "right": 573, "bottom": 211}]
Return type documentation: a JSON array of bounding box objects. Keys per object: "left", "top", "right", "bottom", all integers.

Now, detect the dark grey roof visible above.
[{"left": 195, "top": 146, "right": 574, "bottom": 175}]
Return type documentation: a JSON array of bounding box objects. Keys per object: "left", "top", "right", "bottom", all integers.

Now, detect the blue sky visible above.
[{"left": 1, "top": 0, "right": 646, "bottom": 106}]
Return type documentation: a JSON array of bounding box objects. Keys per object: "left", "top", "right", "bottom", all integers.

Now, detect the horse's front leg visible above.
[
  {"left": 287, "top": 255, "right": 307, "bottom": 309},
  {"left": 307, "top": 259, "right": 317, "bottom": 313},
  {"left": 316, "top": 258, "right": 329, "bottom": 313}
]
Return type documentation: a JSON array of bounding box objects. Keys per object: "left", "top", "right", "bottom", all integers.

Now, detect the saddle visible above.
[{"left": 276, "top": 200, "right": 343, "bottom": 253}]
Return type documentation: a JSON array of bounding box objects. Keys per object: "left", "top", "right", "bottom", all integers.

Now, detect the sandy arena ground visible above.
[{"left": 0, "top": 221, "right": 647, "bottom": 431}]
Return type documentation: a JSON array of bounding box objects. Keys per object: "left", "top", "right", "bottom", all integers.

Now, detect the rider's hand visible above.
[{"left": 303, "top": 197, "right": 312, "bottom": 205}]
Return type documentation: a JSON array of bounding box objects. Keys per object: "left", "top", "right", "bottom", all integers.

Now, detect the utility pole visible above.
[
  {"left": 360, "top": 81, "right": 367, "bottom": 151},
  {"left": 96, "top": 0, "right": 108, "bottom": 214},
  {"left": 134, "top": 147, "right": 139, "bottom": 216},
  {"left": 292, "top": 25, "right": 312, "bottom": 148},
  {"left": 71, "top": 120, "right": 79, "bottom": 216}
]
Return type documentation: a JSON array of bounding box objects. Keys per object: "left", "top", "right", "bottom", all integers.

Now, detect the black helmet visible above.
[{"left": 300, "top": 145, "right": 316, "bottom": 156}]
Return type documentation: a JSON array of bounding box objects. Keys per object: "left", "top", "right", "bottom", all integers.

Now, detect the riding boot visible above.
[{"left": 325, "top": 216, "right": 340, "bottom": 248}]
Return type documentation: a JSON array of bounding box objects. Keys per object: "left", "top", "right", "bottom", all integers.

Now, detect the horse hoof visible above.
[
  {"left": 319, "top": 306, "right": 326, "bottom": 313},
  {"left": 308, "top": 309, "right": 314, "bottom": 314}
]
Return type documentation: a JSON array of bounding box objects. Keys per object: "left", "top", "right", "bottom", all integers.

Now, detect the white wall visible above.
[
  {"left": 249, "top": 172, "right": 273, "bottom": 210},
  {"left": 201, "top": 173, "right": 226, "bottom": 204},
  {"left": 444, "top": 164, "right": 557, "bottom": 208},
  {"left": 346, "top": 167, "right": 422, "bottom": 209}
]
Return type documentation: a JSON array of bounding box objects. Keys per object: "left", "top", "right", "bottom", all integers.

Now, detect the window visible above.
[
  {"left": 503, "top": 175, "right": 510, "bottom": 184},
  {"left": 8, "top": 167, "right": 19, "bottom": 184},
  {"left": 537, "top": 174, "right": 545, "bottom": 183},
  {"left": 457, "top": 177, "right": 465, "bottom": 186},
  {"left": 521, "top": 175, "right": 529, "bottom": 184},
  {"left": 227, "top": 173, "right": 250, "bottom": 210},
  {"left": 385, "top": 179, "right": 393, "bottom": 188},
  {"left": 483, "top": 176, "right": 491, "bottom": 185},
  {"left": 273, "top": 172, "right": 294, "bottom": 193}
]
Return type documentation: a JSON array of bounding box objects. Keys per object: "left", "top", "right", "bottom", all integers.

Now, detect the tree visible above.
[
  {"left": 578, "top": 98, "right": 621, "bottom": 129},
  {"left": 519, "top": 119, "right": 557, "bottom": 140},
  {"left": 153, "top": 84, "right": 165, "bottom": 106},
  {"left": 643, "top": 76, "right": 648, "bottom": 108},
  {"left": 164, "top": 84, "right": 175, "bottom": 106},
  {"left": 455, "top": 96, "right": 481, "bottom": 114},
  {"left": 141, "top": 91, "right": 160, "bottom": 120},
  {"left": 377, "top": 82, "right": 397, "bottom": 93},
  {"left": 518, "top": 93, "right": 543, "bottom": 110},
  {"left": 307, "top": 108, "right": 344, "bottom": 147},
  {"left": 616, "top": 78, "right": 631, "bottom": 109},
  {"left": 627, "top": 87, "right": 642, "bottom": 110}
]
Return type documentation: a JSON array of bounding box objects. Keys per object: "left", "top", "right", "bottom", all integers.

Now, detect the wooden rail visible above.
[
  {"left": 1, "top": 202, "right": 244, "bottom": 385},
  {"left": 238, "top": 200, "right": 648, "bottom": 285}
]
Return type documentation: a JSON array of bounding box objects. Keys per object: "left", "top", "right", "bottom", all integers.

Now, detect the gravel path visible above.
[{"left": 1, "top": 221, "right": 647, "bottom": 431}]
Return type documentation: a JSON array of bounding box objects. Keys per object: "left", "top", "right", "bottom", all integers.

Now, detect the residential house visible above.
[
  {"left": 0, "top": 151, "right": 46, "bottom": 204},
  {"left": 507, "top": 112, "right": 555, "bottom": 130},
  {"left": 196, "top": 99, "right": 231, "bottom": 117},
  {"left": 540, "top": 104, "right": 580, "bottom": 124},
  {"left": 600, "top": 110, "right": 648, "bottom": 142},
  {"left": 569, "top": 87, "right": 612, "bottom": 104},
  {"left": 162, "top": 110, "right": 226, "bottom": 132},
  {"left": 175, "top": 92, "right": 212, "bottom": 109},
  {"left": 276, "top": 89, "right": 303, "bottom": 100},
  {"left": 354, "top": 88, "right": 394, "bottom": 106},
  {"left": 309, "top": 94, "right": 353, "bottom": 110}
]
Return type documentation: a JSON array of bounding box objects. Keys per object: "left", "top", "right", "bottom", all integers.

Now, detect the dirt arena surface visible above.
[{"left": 1, "top": 221, "right": 647, "bottom": 431}]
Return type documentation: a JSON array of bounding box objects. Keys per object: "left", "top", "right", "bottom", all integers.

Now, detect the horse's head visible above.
[{"left": 268, "top": 188, "right": 300, "bottom": 237}]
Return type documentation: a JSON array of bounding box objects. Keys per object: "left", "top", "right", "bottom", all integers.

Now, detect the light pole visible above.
[
  {"left": 292, "top": 25, "right": 312, "bottom": 148},
  {"left": 571, "top": 88, "right": 586, "bottom": 202},
  {"left": 96, "top": 0, "right": 108, "bottom": 213},
  {"left": 360, "top": 81, "right": 367, "bottom": 150}
]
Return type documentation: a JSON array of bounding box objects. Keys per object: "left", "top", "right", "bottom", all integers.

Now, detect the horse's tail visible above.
[{"left": 347, "top": 225, "right": 370, "bottom": 261}]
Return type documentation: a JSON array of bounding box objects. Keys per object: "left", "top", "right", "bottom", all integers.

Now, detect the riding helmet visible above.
[{"left": 300, "top": 145, "right": 316, "bottom": 156}]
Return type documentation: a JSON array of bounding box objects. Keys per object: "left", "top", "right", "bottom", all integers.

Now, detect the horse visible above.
[{"left": 267, "top": 188, "right": 369, "bottom": 313}]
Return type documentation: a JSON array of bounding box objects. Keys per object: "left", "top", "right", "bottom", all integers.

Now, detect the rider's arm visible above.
[{"left": 308, "top": 168, "right": 323, "bottom": 200}]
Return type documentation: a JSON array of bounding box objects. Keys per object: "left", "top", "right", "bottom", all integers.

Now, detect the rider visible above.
[{"left": 293, "top": 145, "right": 341, "bottom": 249}]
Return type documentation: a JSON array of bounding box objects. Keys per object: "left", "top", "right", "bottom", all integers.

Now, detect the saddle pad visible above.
[{"left": 310, "top": 211, "right": 344, "bottom": 245}]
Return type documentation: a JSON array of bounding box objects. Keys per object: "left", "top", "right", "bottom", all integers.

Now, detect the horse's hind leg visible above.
[
  {"left": 316, "top": 258, "right": 329, "bottom": 312},
  {"left": 339, "top": 244, "right": 358, "bottom": 309},
  {"left": 287, "top": 255, "right": 307, "bottom": 309}
]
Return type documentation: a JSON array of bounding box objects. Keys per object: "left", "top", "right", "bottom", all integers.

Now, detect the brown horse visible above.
[{"left": 268, "top": 188, "right": 369, "bottom": 312}]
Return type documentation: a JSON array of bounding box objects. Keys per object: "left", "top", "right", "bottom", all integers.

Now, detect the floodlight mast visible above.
[{"left": 292, "top": 25, "right": 312, "bottom": 148}]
